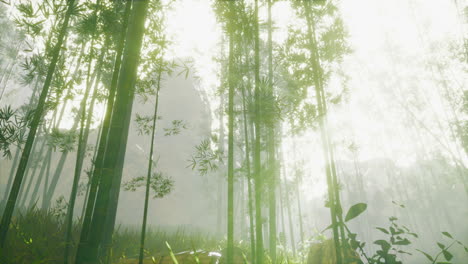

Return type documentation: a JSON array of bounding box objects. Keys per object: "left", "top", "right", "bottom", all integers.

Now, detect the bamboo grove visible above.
[{"left": 0, "top": 0, "right": 467, "bottom": 264}]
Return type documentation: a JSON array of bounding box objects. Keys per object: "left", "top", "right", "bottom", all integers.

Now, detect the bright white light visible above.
[
  {"left": 5, "top": 0, "right": 466, "bottom": 200},
  {"left": 159, "top": 0, "right": 467, "bottom": 203}
]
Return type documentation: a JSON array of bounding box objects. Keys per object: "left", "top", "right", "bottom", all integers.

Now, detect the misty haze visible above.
[{"left": 0, "top": 0, "right": 467, "bottom": 264}]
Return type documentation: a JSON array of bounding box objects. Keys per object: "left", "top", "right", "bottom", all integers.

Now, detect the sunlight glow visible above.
[
  {"left": 157, "top": 0, "right": 467, "bottom": 203},
  {"left": 6, "top": 0, "right": 465, "bottom": 193}
]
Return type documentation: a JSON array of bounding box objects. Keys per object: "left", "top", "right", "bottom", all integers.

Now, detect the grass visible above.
[
  {"left": 0, "top": 203, "right": 312, "bottom": 264},
  {"left": 0, "top": 207, "right": 250, "bottom": 264}
]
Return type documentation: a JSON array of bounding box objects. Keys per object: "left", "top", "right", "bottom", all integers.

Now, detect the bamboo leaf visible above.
[
  {"left": 416, "top": 249, "right": 434, "bottom": 262},
  {"left": 437, "top": 242, "right": 446, "bottom": 250},
  {"left": 345, "top": 203, "right": 367, "bottom": 222},
  {"left": 442, "top": 250, "right": 453, "bottom": 261},
  {"left": 393, "top": 238, "right": 411, "bottom": 245},
  {"left": 376, "top": 227, "right": 389, "bottom": 234},
  {"left": 374, "top": 240, "right": 391, "bottom": 252},
  {"left": 441, "top": 232, "right": 453, "bottom": 239}
]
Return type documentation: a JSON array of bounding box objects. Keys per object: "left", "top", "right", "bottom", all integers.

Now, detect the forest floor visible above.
[{"left": 0, "top": 208, "right": 303, "bottom": 264}]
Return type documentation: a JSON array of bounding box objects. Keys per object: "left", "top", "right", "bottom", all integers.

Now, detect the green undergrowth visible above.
[
  {"left": 0, "top": 206, "right": 306, "bottom": 264},
  {"left": 0, "top": 207, "right": 227, "bottom": 264}
]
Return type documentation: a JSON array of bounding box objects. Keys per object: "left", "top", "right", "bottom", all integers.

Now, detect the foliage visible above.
[
  {"left": 135, "top": 113, "right": 161, "bottom": 136},
  {"left": 123, "top": 172, "right": 174, "bottom": 199},
  {"left": 0, "top": 208, "right": 222, "bottom": 264},
  {"left": 416, "top": 231, "right": 468, "bottom": 264},
  {"left": 0, "top": 105, "right": 28, "bottom": 158},
  {"left": 276, "top": 0, "right": 350, "bottom": 134},
  {"left": 188, "top": 136, "right": 224, "bottom": 176},
  {"left": 49, "top": 195, "right": 68, "bottom": 221},
  {"left": 163, "top": 120, "right": 188, "bottom": 136},
  {"left": 46, "top": 128, "right": 76, "bottom": 152},
  {"left": 0, "top": 0, "right": 466, "bottom": 263},
  {"left": 340, "top": 203, "right": 468, "bottom": 264},
  {"left": 344, "top": 203, "right": 367, "bottom": 222}
]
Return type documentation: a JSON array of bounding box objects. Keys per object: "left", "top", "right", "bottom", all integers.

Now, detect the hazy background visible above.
[{"left": 0, "top": 0, "right": 467, "bottom": 262}]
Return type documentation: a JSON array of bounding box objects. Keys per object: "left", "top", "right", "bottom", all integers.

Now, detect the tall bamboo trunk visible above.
[
  {"left": 241, "top": 72, "right": 256, "bottom": 263},
  {"left": 76, "top": 0, "right": 150, "bottom": 262},
  {"left": 77, "top": 0, "right": 132, "bottom": 252},
  {"left": 253, "top": 1, "right": 264, "bottom": 263},
  {"left": 217, "top": 93, "right": 225, "bottom": 237},
  {"left": 17, "top": 101, "right": 58, "bottom": 207},
  {"left": 280, "top": 148, "right": 296, "bottom": 256},
  {"left": 26, "top": 54, "right": 82, "bottom": 209},
  {"left": 27, "top": 148, "right": 52, "bottom": 209},
  {"left": 323, "top": 99, "right": 347, "bottom": 252},
  {"left": 295, "top": 181, "right": 304, "bottom": 245},
  {"left": 16, "top": 136, "right": 44, "bottom": 208},
  {"left": 41, "top": 153, "right": 52, "bottom": 210},
  {"left": 0, "top": 0, "right": 76, "bottom": 246},
  {"left": 266, "top": 1, "right": 277, "bottom": 262},
  {"left": 18, "top": 97, "right": 63, "bottom": 208},
  {"left": 55, "top": 43, "right": 86, "bottom": 127},
  {"left": 278, "top": 160, "right": 287, "bottom": 251},
  {"left": 291, "top": 141, "right": 305, "bottom": 246},
  {"left": 42, "top": 41, "right": 101, "bottom": 210},
  {"left": 1, "top": 76, "right": 41, "bottom": 210},
  {"left": 303, "top": 2, "right": 344, "bottom": 263},
  {"left": 227, "top": 7, "right": 236, "bottom": 262},
  {"left": 0, "top": 44, "right": 20, "bottom": 102},
  {"left": 28, "top": 44, "right": 85, "bottom": 210},
  {"left": 285, "top": 183, "right": 296, "bottom": 256},
  {"left": 80, "top": 111, "right": 105, "bottom": 221},
  {"left": 3, "top": 148, "right": 20, "bottom": 206},
  {"left": 138, "top": 63, "right": 162, "bottom": 264},
  {"left": 64, "top": 41, "right": 106, "bottom": 264}
]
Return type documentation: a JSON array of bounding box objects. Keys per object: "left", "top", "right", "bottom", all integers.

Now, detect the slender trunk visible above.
[
  {"left": 27, "top": 148, "right": 52, "bottom": 209},
  {"left": 42, "top": 81, "right": 96, "bottom": 209},
  {"left": 278, "top": 165, "right": 287, "bottom": 250},
  {"left": 0, "top": 44, "right": 20, "bottom": 102},
  {"left": 266, "top": 1, "right": 277, "bottom": 262},
  {"left": 217, "top": 93, "right": 225, "bottom": 236},
  {"left": 99, "top": 4, "right": 145, "bottom": 256},
  {"left": 19, "top": 80, "right": 72, "bottom": 207},
  {"left": 42, "top": 149, "right": 67, "bottom": 209},
  {"left": 64, "top": 41, "right": 106, "bottom": 264},
  {"left": 291, "top": 142, "right": 304, "bottom": 246},
  {"left": 16, "top": 138, "right": 43, "bottom": 208},
  {"left": 76, "top": 0, "right": 150, "bottom": 262},
  {"left": 0, "top": 62, "right": 12, "bottom": 85},
  {"left": 56, "top": 43, "right": 86, "bottom": 127},
  {"left": 295, "top": 181, "right": 304, "bottom": 245},
  {"left": 227, "top": 9, "right": 236, "bottom": 263},
  {"left": 3, "top": 77, "right": 42, "bottom": 204},
  {"left": 241, "top": 70, "right": 256, "bottom": 263},
  {"left": 138, "top": 62, "right": 162, "bottom": 264},
  {"left": 285, "top": 184, "right": 296, "bottom": 256},
  {"left": 0, "top": 0, "right": 75, "bottom": 245},
  {"left": 41, "top": 152, "right": 52, "bottom": 209},
  {"left": 2, "top": 147, "right": 20, "bottom": 206},
  {"left": 18, "top": 98, "right": 61, "bottom": 208},
  {"left": 253, "top": 1, "right": 264, "bottom": 263},
  {"left": 18, "top": 136, "right": 48, "bottom": 208},
  {"left": 80, "top": 114, "right": 105, "bottom": 222},
  {"left": 18, "top": 91, "right": 63, "bottom": 208},
  {"left": 42, "top": 40, "right": 101, "bottom": 210},
  {"left": 77, "top": 0, "right": 131, "bottom": 255},
  {"left": 239, "top": 167, "right": 245, "bottom": 239},
  {"left": 0, "top": 62, "right": 15, "bottom": 101},
  {"left": 279, "top": 149, "right": 295, "bottom": 255},
  {"left": 319, "top": 84, "right": 346, "bottom": 245},
  {"left": 303, "top": 2, "right": 343, "bottom": 263}
]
